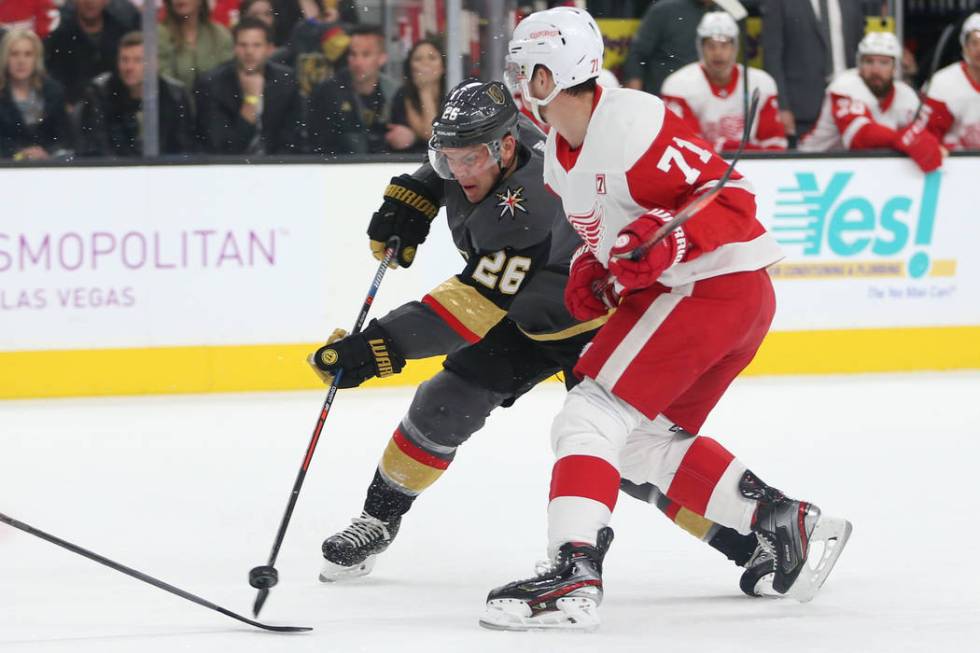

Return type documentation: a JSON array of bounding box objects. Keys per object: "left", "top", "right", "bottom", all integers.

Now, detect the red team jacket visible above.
[
  {"left": 660, "top": 63, "right": 787, "bottom": 152},
  {"left": 0, "top": 0, "right": 59, "bottom": 38},
  {"left": 923, "top": 61, "right": 980, "bottom": 150}
]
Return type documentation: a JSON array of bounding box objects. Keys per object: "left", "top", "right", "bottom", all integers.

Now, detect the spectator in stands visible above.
[
  {"left": 799, "top": 32, "right": 944, "bottom": 172},
  {"left": 77, "top": 31, "right": 194, "bottom": 157},
  {"left": 241, "top": 0, "right": 276, "bottom": 29},
  {"left": 194, "top": 17, "right": 301, "bottom": 154},
  {"left": 760, "top": 0, "right": 865, "bottom": 143},
  {"left": 277, "top": 3, "right": 350, "bottom": 96},
  {"left": 44, "top": 0, "right": 131, "bottom": 106},
  {"left": 387, "top": 38, "right": 444, "bottom": 153},
  {"left": 0, "top": 28, "right": 71, "bottom": 159},
  {"left": 622, "top": 0, "right": 711, "bottom": 96},
  {"left": 0, "top": 26, "right": 7, "bottom": 45},
  {"left": 0, "top": 0, "right": 59, "bottom": 39},
  {"left": 660, "top": 12, "right": 787, "bottom": 152},
  {"left": 272, "top": 0, "right": 358, "bottom": 47},
  {"left": 158, "top": 0, "right": 233, "bottom": 90},
  {"left": 923, "top": 13, "right": 980, "bottom": 150},
  {"left": 307, "top": 24, "right": 397, "bottom": 155}
]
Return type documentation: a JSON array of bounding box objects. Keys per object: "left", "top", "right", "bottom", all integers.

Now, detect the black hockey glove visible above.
[
  {"left": 307, "top": 321, "right": 406, "bottom": 388},
  {"left": 368, "top": 174, "right": 440, "bottom": 268}
]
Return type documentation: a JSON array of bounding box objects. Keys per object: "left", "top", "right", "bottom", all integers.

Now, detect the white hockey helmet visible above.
[
  {"left": 696, "top": 12, "right": 739, "bottom": 60},
  {"left": 506, "top": 7, "right": 604, "bottom": 122},
  {"left": 962, "top": 12, "right": 980, "bottom": 47},
  {"left": 857, "top": 31, "right": 901, "bottom": 61}
]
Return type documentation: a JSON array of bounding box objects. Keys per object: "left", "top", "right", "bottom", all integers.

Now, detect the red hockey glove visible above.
[
  {"left": 894, "top": 123, "right": 944, "bottom": 173},
  {"left": 565, "top": 245, "right": 617, "bottom": 321},
  {"left": 608, "top": 208, "right": 684, "bottom": 291}
]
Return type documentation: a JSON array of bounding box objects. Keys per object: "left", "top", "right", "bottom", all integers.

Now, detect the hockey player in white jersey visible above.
[
  {"left": 923, "top": 13, "right": 980, "bottom": 150},
  {"left": 799, "top": 31, "right": 944, "bottom": 172},
  {"left": 660, "top": 12, "right": 787, "bottom": 152},
  {"left": 481, "top": 6, "right": 852, "bottom": 631}
]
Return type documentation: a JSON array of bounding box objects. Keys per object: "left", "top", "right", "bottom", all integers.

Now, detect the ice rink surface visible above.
[{"left": 2, "top": 372, "right": 980, "bottom": 652}]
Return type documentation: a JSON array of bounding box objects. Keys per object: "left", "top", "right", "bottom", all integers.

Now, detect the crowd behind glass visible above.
[{"left": 0, "top": 0, "right": 976, "bottom": 161}]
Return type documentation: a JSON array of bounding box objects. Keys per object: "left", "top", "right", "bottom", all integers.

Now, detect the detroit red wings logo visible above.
[{"left": 567, "top": 203, "right": 606, "bottom": 251}]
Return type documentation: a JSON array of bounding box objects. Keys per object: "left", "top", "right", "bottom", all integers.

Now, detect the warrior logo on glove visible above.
[{"left": 308, "top": 322, "right": 406, "bottom": 388}]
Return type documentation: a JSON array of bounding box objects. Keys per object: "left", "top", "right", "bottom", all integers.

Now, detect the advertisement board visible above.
[{"left": 1, "top": 156, "right": 977, "bottom": 398}]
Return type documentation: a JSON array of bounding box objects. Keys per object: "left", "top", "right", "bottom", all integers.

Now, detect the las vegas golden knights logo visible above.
[
  {"left": 495, "top": 186, "right": 528, "bottom": 219},
  {"left": 487, "top": 84, "right": 506, "bottom": 105}
]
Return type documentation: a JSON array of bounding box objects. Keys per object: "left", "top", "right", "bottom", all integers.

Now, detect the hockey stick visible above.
[
  {"left": 249, "top": 237, "right": 400, "bottom": 618},
  {"left": 612, "top": 88, "right": 761, "bottom": 262},
  {"left": 0, "top": 511, "right": 311, "bottom": 633},
  {"left": 912, "top": 22, "right": 957, "bottom": 123}
]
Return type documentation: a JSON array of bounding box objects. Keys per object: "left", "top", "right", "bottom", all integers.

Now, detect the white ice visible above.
[{"left": 2, "top": 372, "right": 980, "bottom": 652}]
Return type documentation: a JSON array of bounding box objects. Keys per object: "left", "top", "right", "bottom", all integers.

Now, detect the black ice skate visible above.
[
  {"left": 740, "top": 471, "right": 852, "bottom": 602},
  {"left": 318, "top": 512, "right": 400, "bottom": 582},
  {"left": 480, "top": 527, "right": 614, "bottom": 631}
]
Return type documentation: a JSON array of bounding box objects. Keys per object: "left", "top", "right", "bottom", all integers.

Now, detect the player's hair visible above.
[
  {"left": 564, "top": 77, "right": 598, "bottom": 97},
  {"left": 233, "top": 15, "right": 273, "bottom": 43},
  {"left": 531, "top": 63, "right": 598, "bottom": 98},
  {"left": 0, "top": 28, "right": 45, "bottom": 92}
]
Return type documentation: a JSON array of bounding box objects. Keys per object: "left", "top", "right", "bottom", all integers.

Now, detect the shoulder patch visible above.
[{"left": 495, "top": 186, "right": 529, "bottom": 219}]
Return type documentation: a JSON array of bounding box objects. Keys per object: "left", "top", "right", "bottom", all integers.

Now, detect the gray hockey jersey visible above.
[{"left": 378, "top": 116, "right": 596, "bottom": 360}]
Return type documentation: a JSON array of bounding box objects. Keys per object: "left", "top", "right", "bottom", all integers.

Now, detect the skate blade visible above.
[
  {"left": 479, "top": 597, "right": 600, "bottom": 632},
  {"left": 786, "top": 515, "right": 853, "bottom": 603},
  {"left": 318, "top": 554, "right": 377, "bottom": 583}
]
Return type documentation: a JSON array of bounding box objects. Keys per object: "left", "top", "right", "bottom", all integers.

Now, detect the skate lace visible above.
[
  {"left": 534, "top": 558, "right": 557, "bottom": 576},
  {"left": 338, "top": 515, "right": 390, "bottom": 548},
  {"left": 747, "top": 536, "right": 776, "bottom": 567},
  {"left": 756, "top": 533, "right": 778, "bottom": 561}
]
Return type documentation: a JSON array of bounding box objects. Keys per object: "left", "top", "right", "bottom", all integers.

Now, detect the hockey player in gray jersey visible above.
[{"left": 310, "top": 79, "right": 772, "bottom": 593}]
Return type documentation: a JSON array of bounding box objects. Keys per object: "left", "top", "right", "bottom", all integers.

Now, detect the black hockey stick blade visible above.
[
  {"left": 0, "top": 511, "right": 311, "bottom": 633},
  {"left": 253, "top": 587, "right": 269, "bottom": 619}
]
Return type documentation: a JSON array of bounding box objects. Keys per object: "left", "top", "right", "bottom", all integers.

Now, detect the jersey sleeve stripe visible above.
[
  {"left": 422, "top": 276, "right": 507, "bottom": 343},
  {"left": 841, "top": 116, "right": 871, "bottom": 149}
]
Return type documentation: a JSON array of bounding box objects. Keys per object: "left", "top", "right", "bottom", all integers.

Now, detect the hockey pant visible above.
[
  {"left": 548, "top": 270, "right": 776, "bottom": 553},
  {"left": 364, "top": 318, "right": 594, "bottom": 521}
]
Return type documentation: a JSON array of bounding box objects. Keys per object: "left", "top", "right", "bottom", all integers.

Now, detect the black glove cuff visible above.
[{"left": 360, "top": 320, "right": 406, "bottom": 379}]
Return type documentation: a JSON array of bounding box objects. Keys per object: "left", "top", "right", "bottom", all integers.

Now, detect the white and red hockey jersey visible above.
[
  {"left": 660, "top": 63, "right": 787, "bottom": 152},
  {"left": 799, "top": 69, "right": 920, "bottom": 152},
  {"left": 0, "top": 0, "right": 59, "bottom": 38},
  {"left": 923, "top": 61, "right": 980, "bottom": 150},
  {"left": 543, "top": 86, "right": 783, "bottom": 289}
]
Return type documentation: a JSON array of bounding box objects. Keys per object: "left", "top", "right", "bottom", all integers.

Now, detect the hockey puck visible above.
[{"left": 249, "top": 565, "right": 279, "bottom": 589}]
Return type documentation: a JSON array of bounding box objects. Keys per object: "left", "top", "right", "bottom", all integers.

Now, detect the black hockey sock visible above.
[
  {"left": 363, "top": 469, "right": 417, "bottom": 522},
  {"left": 708, "top": 526, "right": 760, "bottom": 567}
]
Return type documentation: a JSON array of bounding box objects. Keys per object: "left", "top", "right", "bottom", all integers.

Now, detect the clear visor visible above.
[
  {"left": 503, "top": 55, "right": 560, "bottom": 124},
  {"left": 503, "top": 58, "right": 524, "bottom": 95},
  {"left": 427, "top": 141, "right": 500, "bottom": 181}
]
